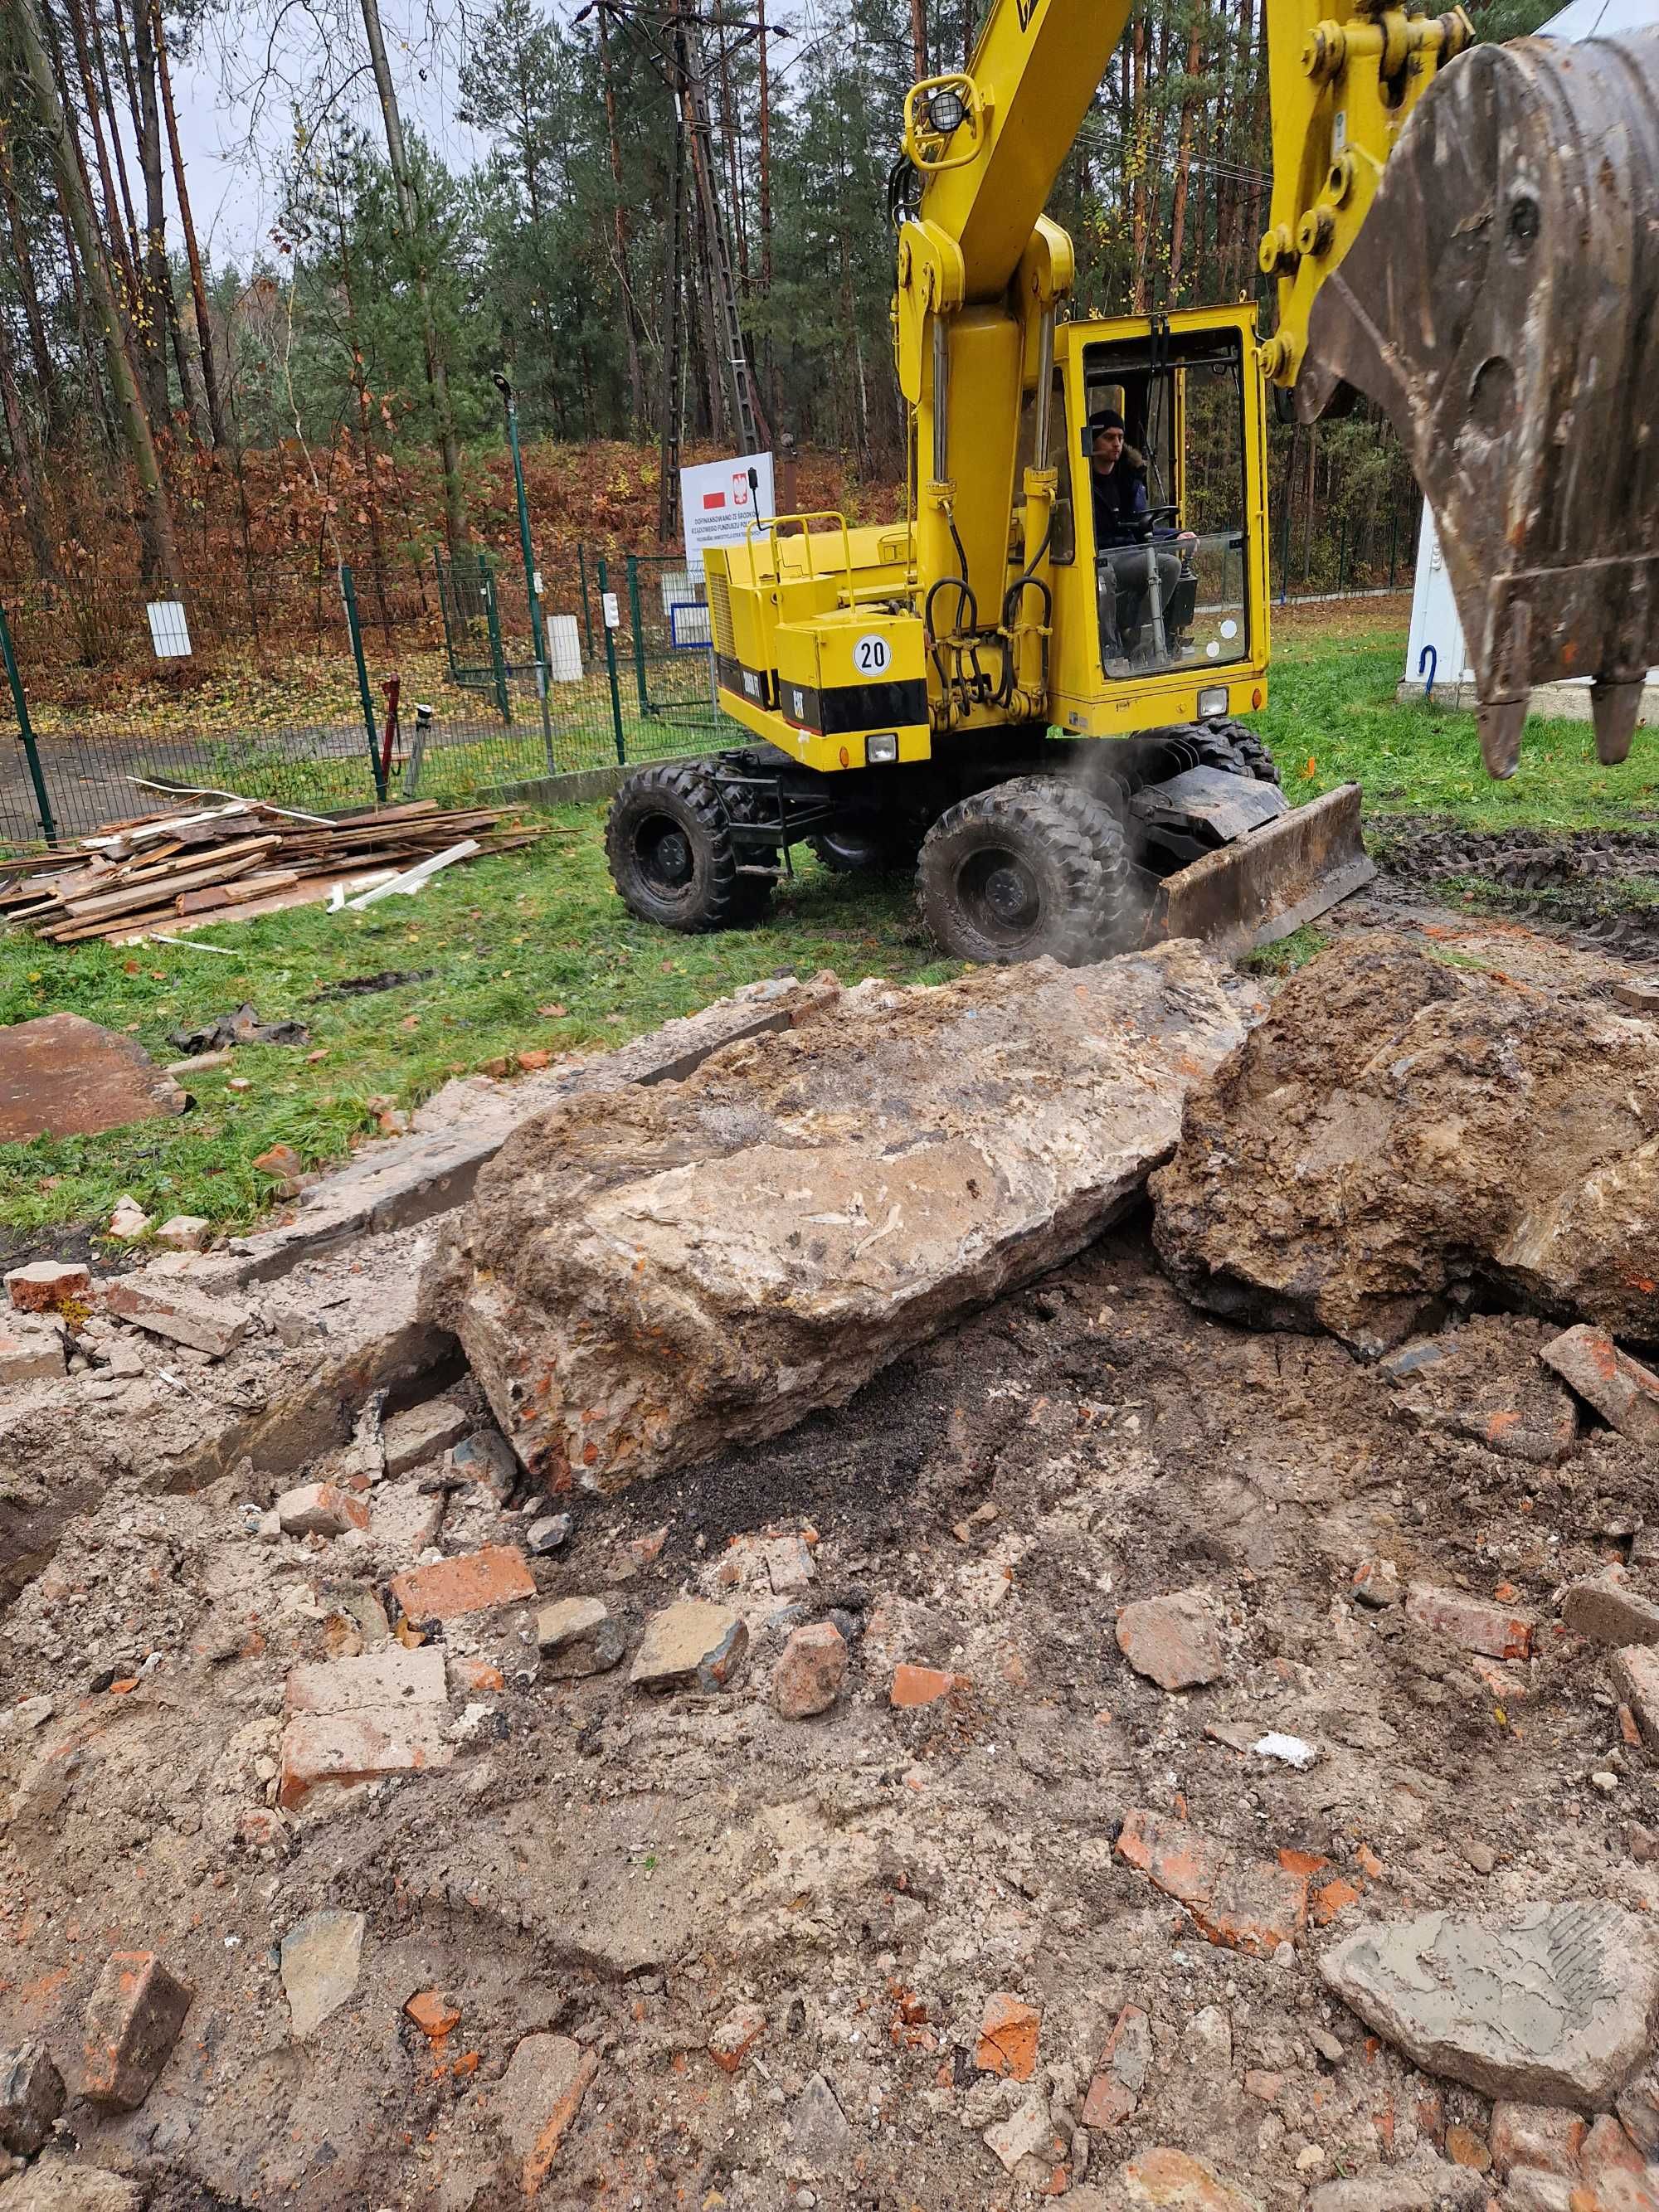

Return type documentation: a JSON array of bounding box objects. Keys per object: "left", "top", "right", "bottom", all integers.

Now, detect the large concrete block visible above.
[{"left": 427, "top": 946, "right": 1263, "bottom": 1493}]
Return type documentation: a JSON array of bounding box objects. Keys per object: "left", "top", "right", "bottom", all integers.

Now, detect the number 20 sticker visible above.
[{"left": 854, "top": 633, "right": 892, "bottom": 677}]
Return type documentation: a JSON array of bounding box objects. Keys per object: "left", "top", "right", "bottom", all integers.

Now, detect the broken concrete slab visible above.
[
  {"left": 1540, "top": 1325, "right": 1659, "bottom": 1446},
  {"left": 0, "top": 1014, "right": 186, "bottom": 1143},
  {"left": 630, "top": 1600, "right": 747, "bottom": 1692},
  {"left": 1379, "top": 1316, "right": 1579, "bottom": 1465},
  {"left": 1152, "top": 932, "right": 1659, "bottom": 1354},
  {"left": 0, "top": 1325, "right": 65, "bottom": 1387},
  {"left": 102, "top": 1275, "right": 249, "bottom": 1359},
  {"left": 280, "top": 1908, "right": 365, "bottom": 2039},
  {"left": 429, "top": 945, "right": 1264, "bottom": 1492},
  {"left": 284, "top": 1646, "right": 447, "bottom": 1716},
  {"left": 382, "top": 1396, "right": 469, "bottom": 1475},
  {"left": 1320, "top": 1903, "right": 1659, "bottom": 2107},
  {"left": 1561, "top": 1574, "right": 1659, "bottom": 1649}
]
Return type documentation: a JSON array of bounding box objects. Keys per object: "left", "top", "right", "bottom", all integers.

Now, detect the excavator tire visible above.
[
  {"left": 1201, "top": 720, "right": 1280, "bottom": 786},
  {"left": 606, "top": 761, "right": 772, "bottom": 931},
  {"left": 917, "top": 778, "right": 1131, "bottom": 966}
]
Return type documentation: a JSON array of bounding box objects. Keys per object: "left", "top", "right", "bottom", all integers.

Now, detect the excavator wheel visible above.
[
  {"left": 917, "top": 778, "right": 1131, "bottom": 966},
  {"left": 606, "top": 761, "right": 772, "bottom": 932},
  {"left": 1198, "top": 719, "right": 1280, "bottom": 786}
]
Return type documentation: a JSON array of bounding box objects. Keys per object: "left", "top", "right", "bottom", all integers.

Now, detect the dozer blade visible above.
[
  {"left": 1297, "top": 31, "right": 1659, "bottom": 780},
  {"left": 1147, "top": 783, "right": 1374, "bottom": 955}
]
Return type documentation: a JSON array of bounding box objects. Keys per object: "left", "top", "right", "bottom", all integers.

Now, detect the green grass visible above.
[
  {"left": 7, "top": 612, "right": 1659, "bottom": 1249},
  {"left": 1260, "top": 621, "right": 1659, "bottom": 829},
  {"left": 0, "top": 821, "right": 957, "bottom": 1247}
]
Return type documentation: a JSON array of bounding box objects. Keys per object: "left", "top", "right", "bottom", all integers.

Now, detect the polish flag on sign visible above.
[{"left": 703, "top": 491, "right": 727, "bottom": 510}]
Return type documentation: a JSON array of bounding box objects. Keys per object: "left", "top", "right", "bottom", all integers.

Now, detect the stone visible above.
[
  {"left": 536, "top": 1597, "right": 627, "bottom": 1678},
  {"left": 787, "top": 2073, "right": 852, "bottom": 2176},
  {"left": 1101, "top": 2001, "right": 1153, "bottom": 2093},
  {"left": 630, "top": 1600, "right": 747, "bottom": 1691},
  {"left": 1616, "top": 980, "right": 1659, "bottom": 1014},
  {"left": 0, "top": 1014, "right": 186, "bottom": 1143},
  {"left": 0, "top": 2155, "right": 144, "bottom": 2210},
  {"left": 284, "top": 1645, "right": 446, "bottom": 1716},
  {"left": 1404, "top": 1582, "right": 1534, "bottom": 1661},
  {"left": 1306, "top": 2154, "right": 1490, "bottom": 2212},
  {"left": 526, "top": 1512, "right": 572, "bottom": 1555},
  {"left": 771, "top": 1621, "right": 847, "bottom": 1718},
  {"left": 977, "top": 1993, "right": 1040, "bottom": 2081},
  {"left": 890, "top": 1662, "right": 960, "bottom": 1709},
  {"left": 1379, "top": 1316, "right": 1580, "bottom": 1464},
  {"left": 1151, "top": 932, "right": 1659, "bottom": 1354},
  {"left": 494, "top": 2033, "right": 597, "bottom": 2195},
  {"left": 450, "top": 1427, "right": 519, "bottom": 1500},
  {"left": 1353, "top": 1558, "right": 1402, "bottom": 1608},
  {"left": 382, "top": 1396, "right": 470, "bottom": 1475},
  {"left": 254, "top": 1143, "right": 306, "bottom": 1179},
  {"left": 761, "top": 1534, "right": 815, "bottom": 1593},
  {"left": 1490, "top": 2105, "right": 1588, "bottom": 2178},
  {"left": 0, "top": 2040, "right": 64, "bottom": 2156},
  {"left": 275, "top": 1480, "right": 369, "bottom": 1538},
  {"left": 1443, "top": 2124, "right": 1490, "bottom": 2171},
  {"left": 389, "top": 1545, "right": 535, "bottom": 1623},
  {"left": 108, "top": 1196, "right": 150, "bottom": 1242},
  {"left": 404, "top": 1990, "right": 461, "bottom": 2039},
  {"left": 1117, "top": 1807, "right": 1308, "bottom": 1956},
  {"left": 1115, "top": 2147, "right": 1256, "bottom": 2212},
  {"left": 984, "top": 2088, "right": 1062, "bottom": 2176},
  {"left": 1320, "top": 1903, "right": 1659, "bottom": 2106},
  {"left": 1244, "top": 2069, "right": 1283, "bottom": 2104},
  {"left": 1579, "top": 2113, "right": 1657, "bottom": 2211},
  {"left": 708, "top": 2003, "right": 766, "bottom": 2073},
  {"left": 1617, "top": 2060, "right": 1659, "bottom": 2156},
  {"left": 80, "top": 1951, "right": 192, "bottom": 2108},
  {"left": 1540, "top": 1326, "right": 1659, "bottom": 1446},
  {"left": 1610, "top": 1650, "right": 1659, "bottom": 1753},
  {"left": 278, "top": 1709, "right": 454, "bottom": 1809},
  {"left": 427, "top": 945, "right": 1263, "bottom": 1490},
  {"left": 1564, "top": 1576, "right": 1659, "bottom": 1650},
  {"left": 4, "top": 1262, "right": 90, "bottom": 1315},
  {"left": 369, "top": 1481, "right": 445, "bottom": 1555},
  {"left": 154, "top": 1215, "right": 211, "bottom": 1252},
  {"left": 1506, "top": 2176, "right": 1576, "bottom": 2212},
  {"left": 280, "top": 1908, "right": 365, "bottom": 2039},
  {"left": 0, "top": 1327, "right": 64, "bottom": 1386},
  {"left": 1116, "top": 1589, "right": 1224, "bottom": 1690},
  {"left": 102, "top": 1274, "right": 248, "bottom": 1359}
]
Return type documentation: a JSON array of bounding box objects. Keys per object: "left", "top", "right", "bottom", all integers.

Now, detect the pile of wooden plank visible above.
[{"left": 0, "top": 798, "right": 538, "bottom": 945}]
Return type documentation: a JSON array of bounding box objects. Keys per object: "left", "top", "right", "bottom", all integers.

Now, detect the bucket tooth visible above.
[
  {"left": 1477, "top": 698, "right": 1528, "bottom": 781},
  {"left": 1297, "top": 30, "right": 1659, "bottom": 780},
  {"left": 1591, "top": 675, "right": 1643, "bottom": 766}
]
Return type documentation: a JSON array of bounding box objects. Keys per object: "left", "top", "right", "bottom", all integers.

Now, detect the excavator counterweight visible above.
[{"left": 1296, "top": 29, "right": 1659, "bottom": 778}]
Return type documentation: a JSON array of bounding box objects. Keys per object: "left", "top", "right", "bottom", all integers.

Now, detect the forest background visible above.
[{"left": 0, "top": 0, "right": 1554, "bottom": 696}]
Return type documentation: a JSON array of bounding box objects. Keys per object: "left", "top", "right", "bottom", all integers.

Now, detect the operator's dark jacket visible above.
[{"left": 1091, "top": 453, "right": 1150, "bottom": 549}]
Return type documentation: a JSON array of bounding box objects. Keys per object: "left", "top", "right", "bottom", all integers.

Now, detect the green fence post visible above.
[
  {"left": 0, "top": 600, "right": 56, "bottom": 843},
  {"left": 598, "top": 556, "right": 627, "bottom": 766},
  {"left": 340, "top": 562, "right": 388, "bottom": 803},
  {"left": 480, "top": 556, "right": 513, "bottom": 725},
  {"left": 577, "top": 543, "right": 596, "bottom": 661},
  {"left": 626, "top": 554, "right": 650, "bottom": 717}
]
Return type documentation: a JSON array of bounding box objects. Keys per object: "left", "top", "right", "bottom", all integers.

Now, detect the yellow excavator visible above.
[{"left": 606, "top": 0, "right": 1659, "bottom": 964}]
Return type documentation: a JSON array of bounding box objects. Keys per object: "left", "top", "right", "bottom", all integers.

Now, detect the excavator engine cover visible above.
[{"left": 1296, "top": 31, "right": 1659, "bottom": 778}]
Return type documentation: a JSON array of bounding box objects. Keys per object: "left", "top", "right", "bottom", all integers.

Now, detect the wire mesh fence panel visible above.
[{"left": 616, "top": 553, "right": 724, "bottom": 761}]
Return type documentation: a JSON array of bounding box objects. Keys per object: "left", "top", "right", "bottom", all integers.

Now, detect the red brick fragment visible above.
[
  {"left": 708, "top": 2003, "right": 766, "bottom": 2074},
  {"left": 405, "top": 1989, "right": 462, "bottom": 2040},
  {"left": 889, "top": 1663, "right": 960, "bottom": 1709},
  {"left": 390, "top": 1545, "right": 534, "bottom": 1623},
  {"left": 1117, "top": 1807, "right": 1307, "bottom": 1956},
  {"left": 1405, "top": 1580, "right": 1535, "bottom": 1660},
  {"left": 976, "top": 1993, "right": 1040, "bottom": 2081},
  {"left": 81, "top": 1952, "right": 192, "bottom": 2109}
]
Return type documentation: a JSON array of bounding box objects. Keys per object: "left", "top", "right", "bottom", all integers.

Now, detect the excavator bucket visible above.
[
  {"left": 1146, "top": 782, "right": 1374, "bottom": 955},
  {"left": 1297, "top": 31, "right": 1659, "bottom": 778}
]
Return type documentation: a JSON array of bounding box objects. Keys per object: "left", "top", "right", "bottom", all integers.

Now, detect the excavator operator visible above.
[{"left": 1090, "top": 410, "right": 1195, "bottom": 668}]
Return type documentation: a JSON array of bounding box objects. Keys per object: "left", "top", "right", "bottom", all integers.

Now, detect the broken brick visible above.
[
  {"left": 404, "top": 1990, "right": 462, "bottom": 2040},
  {"left": 496, "top": 2033, "right": 598, "bottom": 2197},
  {"left": 285, "top": 1646, "right": 447, "bottom": 1716},
  {"left": 4, "top": 1260, "right": 90, "bottom": 1315},
  {"left": 1562, "top": 1573, "right": 1659, "bottom": 1650},
  {"left": 889, "top": 1663, "right": 960, "bottom": 1709},
  {"left": 278, "top": 1709, "right": 454, "bottom": 1808},
  {"left": 1115, "top": 1589, "right": 1224, "bottom": 1691},
  {"left": 1117, "top": 2146, "right": 1256, "bottom": 2212},
  {"left": 103, "top": 1274, "right": 248, "bottom": 1359},
  {"left": 81, "top": 1952, "right": 192, "bottom": 2109},
  {"left": 154, "top": 1215, "right": 211, "bottom": 1252},
  {"left": 1244, "top": 2069, "right": 1284, "bottom": 2104},
  {"left": 0, "top": 1326, "right": 65, "bottom": 1385},
  {"left": 389, "top": 1545, "right": 535, "bottom": 1624},
  {"left": 708, "top": 2002, "right": 766, "bottom": 2073},
  {"left": 1314, "top": 1876, "right": 1365, "bottom": 1925},
  {"left": 1081, "top": 2072, "right": 1137, "bottom": 2128},
  {"left": 771, "top": 1621, "right": 847, "bottom": 1719},
  {"left": 275, "top": 1480, "right": 370, "bottom": 1538},
  {"left": 977, "top": 1993, "right": 1040, "bottom": 2081},
  {"left": 1540, "top": 1325, "right": 1659, "bottom": 1446},
  {"left": 1445, "top": 2123, "right": 1491, "bottom": 2171},
  {"left": 1404, "top": 1582, "right": 1535, "bottom": 1661},
  {"left": 1611, "top": 1648, "right": 1659, "bottom": 1754},
  {"left": 1116, "top": 1807, "right": 1307, "bottom": 1956}
]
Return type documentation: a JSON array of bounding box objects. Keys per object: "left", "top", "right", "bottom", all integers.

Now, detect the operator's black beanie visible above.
[{"left": 1089, "top": 408, "right": 1126, "bottom": 434}]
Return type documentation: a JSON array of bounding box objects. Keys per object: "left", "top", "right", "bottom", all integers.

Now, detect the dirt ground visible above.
[{"left": 1, "top": 885, "right": 1657, "bottom": 2212}]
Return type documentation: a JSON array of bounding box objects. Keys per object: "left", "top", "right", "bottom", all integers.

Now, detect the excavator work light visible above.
[
  {"left": 1198, "top": 687, "right": 1229, "bottom": 719},
  {"left": 866, "top": 732, "right": 899, "bottom": 763},
  {"left": 926, "top": 85, "right": 966, "bottom": 134}
]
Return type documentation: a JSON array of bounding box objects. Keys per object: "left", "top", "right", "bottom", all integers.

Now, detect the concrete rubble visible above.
[{"left": 4, "top": 936, "right": 1659, "bottom": 2205}]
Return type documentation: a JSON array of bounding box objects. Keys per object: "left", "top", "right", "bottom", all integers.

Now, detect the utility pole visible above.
[
  {"left": 358, "top": 0, "right": 469, "bottom": 554},
  {"left": 656, "top": 66, "right": 686, "bottom": 542},
  {"left": 680, "top": 21, "right": 764, "bottom": 451}
]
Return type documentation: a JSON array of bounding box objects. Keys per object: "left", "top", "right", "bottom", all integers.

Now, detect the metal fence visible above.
[{"left": 0, "top": 546, "right": 723, "bottom": 852}]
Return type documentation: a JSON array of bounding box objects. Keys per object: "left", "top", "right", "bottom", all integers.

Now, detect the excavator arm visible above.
[{"left": 894, "top": 0, "right": 1659, "bottom": 776}]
